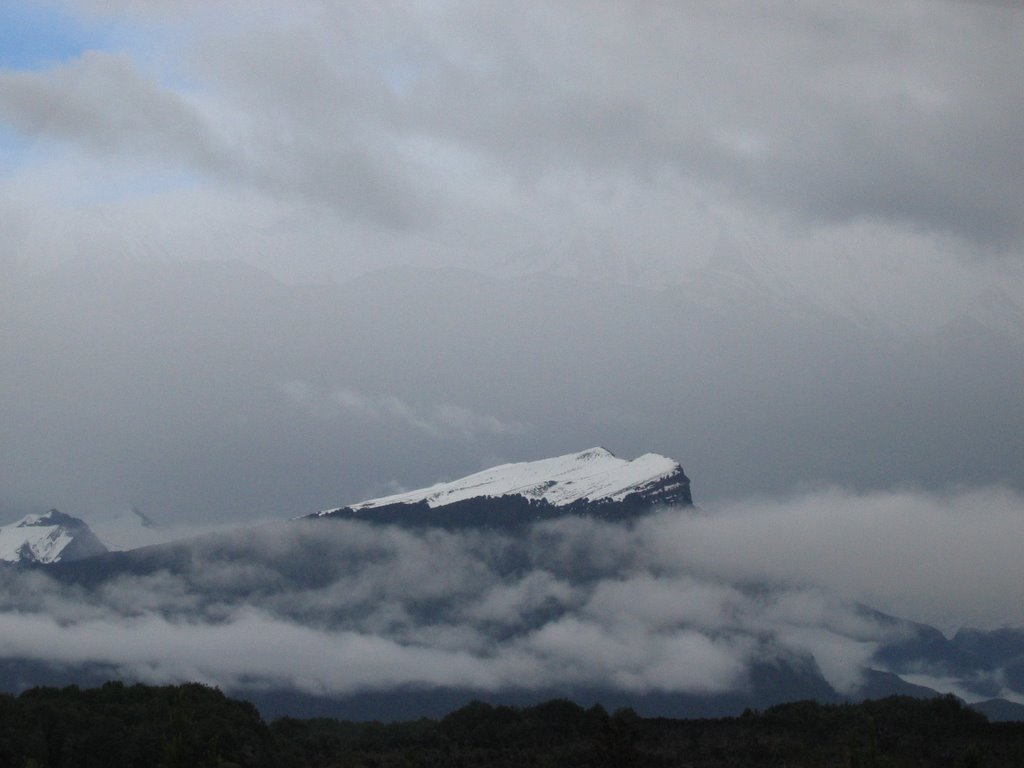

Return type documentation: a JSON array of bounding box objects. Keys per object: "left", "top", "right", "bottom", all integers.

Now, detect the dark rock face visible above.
[
  {"left": 953, "top": 627, "right": 1024, "bottom": 667},
  {"left": 38, "top": 510, "right": 109, "bottom": 562},
  {"left": 616, "top": 462, "right": 693, "bottom": 507}
]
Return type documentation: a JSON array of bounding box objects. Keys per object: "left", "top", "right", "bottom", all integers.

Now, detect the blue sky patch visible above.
[
  {"left": 0, "top": 3, "right": 122, "bottom": 70},
  {"left": 0, "top": 125, "right": 30, "bottom": 174},
  {"left": 70, "top": 167, "right": 205, "bottom": 207}
]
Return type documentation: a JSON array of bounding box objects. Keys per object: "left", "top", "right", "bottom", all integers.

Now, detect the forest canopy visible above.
[{"left": 0, "top": 681, "right": 1022, "bottom": 767}]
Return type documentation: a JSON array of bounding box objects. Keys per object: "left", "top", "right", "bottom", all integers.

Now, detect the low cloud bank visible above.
[
  {"left": 0, "top": 486, "right": 1021, "bottom": 699},
  {"left": 644, "top": 486, "right": 1024, "bottom": 631}
]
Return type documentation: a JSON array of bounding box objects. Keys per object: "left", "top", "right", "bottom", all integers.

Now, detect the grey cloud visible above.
[
  {"left": 582, "top": 575, "right": 748, "bottom": 634},
  {"left": 0, "top": 517, "right": 764, "bottom": 694},
  {"left": 772, "top": 625, "right": 879, "bottom": 695},
  {"left": 637, "top": 486, "right": 1024, "bottom": 630},
  {"left": 5, "top": 487, "right": 1021, "bottom": 700},
  {"left": 16, "top": 0, "right": 1024, "bottom": 254},
  {"left": 464, "top": 570, "right": 575, "bottom": 626},
  {"left": 280, "top": 381, "right": 526, "bottom": 441},
  {"left": 517, "top": 617, "right": 750, "bottom": 694},
  {"left": 285, "top": 0, "right": 1024, "bottom": 247},
  {"left": 0, "top": 51, "right": 221, "bottom": 167},
  {"left": 0, "top": 610, "right": 518, "bottom": 694},
  {"left": 0, "top": 48, "right": 422, "bottom": 228},
  {"left": 2, "top": 257, "right": 1022, "bottom": 523}
]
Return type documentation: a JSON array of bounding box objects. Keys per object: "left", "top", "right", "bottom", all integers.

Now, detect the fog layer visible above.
[{"left": 2, "top": 489, "right": 1023, "bottom": 701}]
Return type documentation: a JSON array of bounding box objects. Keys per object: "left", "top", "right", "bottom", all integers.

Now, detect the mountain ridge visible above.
[
  {"left": 0, "top": 509, "right": 108, "bottom": 564},
  {"left": 315, "top": 447, "right": 692, "bottom": 526}
]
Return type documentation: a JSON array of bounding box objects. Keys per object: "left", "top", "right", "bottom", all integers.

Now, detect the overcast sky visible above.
[
  {"left": 2, "top": 1, "right": 1023, "bottom": 281},
  {"left": 1, "top": 0, "right": 1023, "bottom": 524}
]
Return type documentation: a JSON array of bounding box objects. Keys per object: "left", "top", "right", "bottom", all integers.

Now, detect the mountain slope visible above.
[
  {"left": 316, "top": 447, "right": 692, "bottom": 526},
  {"left": 0, "top": 509, "right": 108, "bottom": 564}
]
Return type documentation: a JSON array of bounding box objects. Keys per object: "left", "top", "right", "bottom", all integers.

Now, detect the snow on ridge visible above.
[
  {"left": 0, "top": 509, "right": 108, "bottom": 564},
  {"left": 18, "top": 512, "right": 53, "bottom": 527},
  {"left": 321, "top": 448, "right": 682, "bottom": 514},
  {"left": 0, "top": 518, "right": 73, "bottom": 563}
]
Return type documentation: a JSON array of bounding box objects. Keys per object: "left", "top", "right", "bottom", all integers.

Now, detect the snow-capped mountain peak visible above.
[
  {"left": 317, "top": 448, "right": 691, "bottom": 524},
  {"left": 0, "top": 509, "right": 108, "bottom": 564}
]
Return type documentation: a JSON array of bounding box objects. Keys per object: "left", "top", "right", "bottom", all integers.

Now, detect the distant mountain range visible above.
[
  {"left": 3, "top": 449, "right": 1024, "bottom": 722},
  {"left": 0, "top": 506, "right": 175, "bottom": 564},
  {"left": 0, "top": 448, "right": 689, "bottom": 562}
]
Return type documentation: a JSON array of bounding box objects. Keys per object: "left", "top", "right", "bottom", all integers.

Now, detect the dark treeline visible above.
[{"left": 1, "top": 681, "right": 1023, "bottom": 767}]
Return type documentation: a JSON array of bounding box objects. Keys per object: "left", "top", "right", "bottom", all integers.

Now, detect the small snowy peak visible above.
[
  {"left": 83, "top": 507, "right": 178, "bottom": 551},
  {"left": 320, "top": 448, "right": 690, "bottom": 518},
  {"left": 0, "top": 509, "right": 108, "bottom": 564}
]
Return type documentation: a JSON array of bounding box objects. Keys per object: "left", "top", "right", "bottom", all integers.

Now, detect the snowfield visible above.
[{"left": 320, "top": 447, "right": 683, "bottom": 515}]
